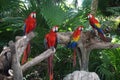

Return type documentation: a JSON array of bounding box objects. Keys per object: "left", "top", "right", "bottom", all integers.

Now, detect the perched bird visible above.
[
  {"left": 44, "top": 26, "right": 59, "bottom": 80},
  {"left": 67, "top": 26, "right": 83, "bottom": 67},
  {"left": 21, "top": 12, "right": 36, "bottom": 64},
  {"left": 87, "top": 14, "right": 108, "bottom": 41}
]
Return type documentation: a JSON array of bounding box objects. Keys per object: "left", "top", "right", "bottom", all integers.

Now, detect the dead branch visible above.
[{"left": 22, "top": 49, "right": 55, "bottom": 72}]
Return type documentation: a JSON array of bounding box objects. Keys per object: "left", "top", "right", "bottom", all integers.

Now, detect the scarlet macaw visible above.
[
  {"left": 44, "top": 26, "right": 58, "bottom": 80},
  {"left": 21, "top": 12, "right": 36, "bottom": 64},
  {"left": 87, "top": 14, "right": 107, "bottom": 41},
  {"left": 67, "top": 26, "right": 83, "bottom": 67}
]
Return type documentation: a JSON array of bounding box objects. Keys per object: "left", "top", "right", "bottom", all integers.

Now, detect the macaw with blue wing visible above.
[
  {"left": 67, "top": 26, "right": 83, "bottom": 67},
  {"left": 44, "top": 26, "right": 59, "bottom": 80},
  {"left": 87, "top": 14, "right": 107, "bottom": 41},
  {"left": 21, "top": 12, "right": 36, "bottom": 64}
]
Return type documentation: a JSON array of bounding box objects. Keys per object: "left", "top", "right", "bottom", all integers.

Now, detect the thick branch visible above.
[
  {"left": 57, "top": 31, "right": 120, "bottom": 50},
  {"left": 90, "top": 42, "right": 120, "bottom": 50},
  {"left": 9, "top": 41, "right": 23, "bottom": 80},
  {"left": 17, "top": 32, "right": 35, "bottom": 59},
  {"left": 22, "top": 49, "right": 55, "bottom": 72},
  {"left": 57, "top": 32, "right": 72, "bottom": 44}
]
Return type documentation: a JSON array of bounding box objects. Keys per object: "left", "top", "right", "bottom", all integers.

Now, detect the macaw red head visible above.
[
  {"left": 51, "top": 26, "right": 59, "bottom": 32},
  {"left": 28, "top": 12, "right": 36, "bottom": 19},
  {"left": 77, "top": 26, "right": 83, "bottom": 31},
  {"left": 87, "top": 14, "right": 94, "bottom": 19}
]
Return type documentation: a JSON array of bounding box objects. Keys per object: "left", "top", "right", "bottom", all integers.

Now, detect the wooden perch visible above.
[
  {"left": 22, "top": 49, "right": 55, "bottom": 72},
  {"left": 16, "top": 32, "right": 35, "bottom": 59}
]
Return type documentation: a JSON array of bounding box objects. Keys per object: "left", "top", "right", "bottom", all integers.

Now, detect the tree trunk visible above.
[
  {"left": 9, "top": 41, "right": 23, "bottom": 80},
  {"left": 91, "top": 0, "right": 98, "bottom": 15}
]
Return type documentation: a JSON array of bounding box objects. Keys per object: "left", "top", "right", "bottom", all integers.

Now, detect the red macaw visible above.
[
  {"left": 21, "top": 12, "right": 36, "bottom": 64},
  {"left": 87, "top": 14, "right": 107, "bottom": 41},
  {"left": 67, "top": 26, "right": 83, "bottom": 67},
  {"left": 44, "top": 26, "right": 58, "bottom": 80}
]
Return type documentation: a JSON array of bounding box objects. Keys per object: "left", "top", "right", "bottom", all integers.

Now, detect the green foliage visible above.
[
  {"left": 106, "top": 7, "right": 120, "bottom": 16},
  {"left": 40, "top": 0, "right": 67, "bottom": 26},
  {"left": 89, "top": 48, "right": 120, "bottom": 80},
  {"left": 98, "top": 0, "right": 120, "bottom": 16}
]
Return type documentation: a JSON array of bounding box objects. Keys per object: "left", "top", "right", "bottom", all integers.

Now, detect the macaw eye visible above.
[
  {"left": 79, "top": 27, "right": 81, "bottom": 30},
  {"left": 78, "top": 27, "right": 83, "bottom": 30},
  {"left": 31, "top": 13, "right": 34, "bottom": 18},
  {"left": 52, "top": 27, "right": 56, "bottom": 32}
]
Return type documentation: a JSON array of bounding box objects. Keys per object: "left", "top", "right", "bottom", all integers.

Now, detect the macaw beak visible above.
[
  {"left": 55, "top": 27, "right": 59, "bottom": 32},
  {"left": 33, "top": 15, "right": 36, "bottom": 18},
  {"left": 55, "top": 29, "right": 59, "bottom": 32},
  {"left": 81, "top": 28, "right": 83, "bottom": 31}
]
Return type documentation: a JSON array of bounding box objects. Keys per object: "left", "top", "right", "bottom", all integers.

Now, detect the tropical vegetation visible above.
[{"left": 0, "top": 0, "right": 120, "bottom": 80}]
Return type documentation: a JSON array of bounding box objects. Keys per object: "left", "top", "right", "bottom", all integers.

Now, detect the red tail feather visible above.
[
  {"left": 98, "top": 33, "right": 107, "bottom": 42},
  {"left": 73, "top": 48, "right": 76, "bottom": 67},
  {"left": 48, "top": 54, "right": 54, "bottom": 80},
  {"left": 21, "top": 42, "right": 30, "bottom": 64}
]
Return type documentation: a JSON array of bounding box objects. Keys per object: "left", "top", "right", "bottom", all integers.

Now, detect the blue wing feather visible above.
[
  {"left": 93, "top": 24, "right": 104, "bottom": 35},
  {"left": 67, "top": 42, "right": 77, "bottom": 48}
]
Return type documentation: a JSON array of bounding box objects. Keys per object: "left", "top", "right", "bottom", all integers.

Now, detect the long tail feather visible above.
[
  {"left": 98, "top": 33, "right": 107, "bottom": 42},
  {"left": 73, "top": 48, "right": 76, "bottom": 67},
  {"left": 48, "top": 54, "right": 53, "bottom": 80},
  {"left": 21, "top": 42, "right": 30, "bottom": 64}
]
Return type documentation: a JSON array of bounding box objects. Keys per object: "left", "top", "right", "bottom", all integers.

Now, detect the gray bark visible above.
[
  {"left": 91, "top": 0, "right": 98, "bottom": 15},
  {"left": 22, "top": 49, "right": 55, "bottom": 72},
  {"left": 10, "top": 32, "right": 35, "bottom": 80}
]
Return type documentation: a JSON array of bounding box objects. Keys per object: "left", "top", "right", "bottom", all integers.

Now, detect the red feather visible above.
[
  {"left": 24, "top": 12, "right": 36, "bottom": 34},
  {"left": 22, "top": 12, "right": 36, "bottom": 64},
  {"left": 71, "top": 26, "right": 83, "bottom": 67},
  {"left": 21, "top": 42, "right": 30, "bottom": 64},
  {"left": 44, "top": 26, "right": 58, "bottom": 80},
  {"left": 88, "top": 14, "right": 108, "bottom": 42},
  {"left": 73, "top": 48, "right": 76, "bottom": 67},
  {"left": 98, "top": 33, "right": 107, "bottom": 41}
]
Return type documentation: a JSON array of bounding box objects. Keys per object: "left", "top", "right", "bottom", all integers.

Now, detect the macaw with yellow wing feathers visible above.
[
  {"left": 44, "top": 26, "right": 59, "bottom": 80},
  {"left": 21, "top": 12, "right": 36, "bottom": 64},
  {"left": 67, "top": 26, "right": 83, "bottom": 67},
  {"left": 87, "top": 14, "right": 108, "bottom": 42}
]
